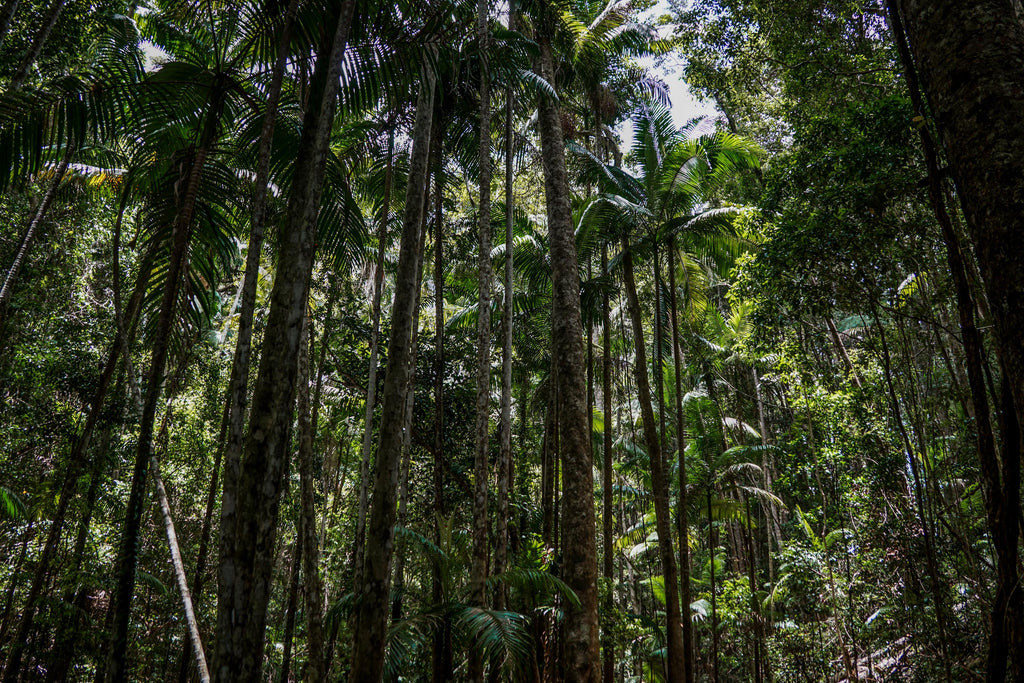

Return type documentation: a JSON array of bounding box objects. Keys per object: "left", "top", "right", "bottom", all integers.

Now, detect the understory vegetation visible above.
[{"left": 1, "top": 0, "right": 1022, "bottom": 681}]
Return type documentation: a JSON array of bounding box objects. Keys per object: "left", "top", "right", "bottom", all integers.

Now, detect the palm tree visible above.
[{"left": 580, "top": 99, "right": 759, "bottom": 683}]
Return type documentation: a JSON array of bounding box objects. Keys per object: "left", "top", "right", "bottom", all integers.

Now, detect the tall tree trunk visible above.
[
  {"left": 353, "top": 125, "right": 395, "bottom": 595},
  {"left": 667, "top": 238, "right": 694, "bottom": 683},
  {"left": 348, "top": 66, "right": 435, "bottom": 683},
  {"left": 215, "top": 1, "right": 298, "bottom": 673},
  {"left": 430, "top": 112, "right": 453, "bottom": 683},
  {"left": 493, "top": 34, "right": 515, "bottom": 615},
  {"left": 7, "top": 0, "right": 65, "bottom": 90},
  {"left": 886, "top": 5, "right": 1023, "bottom": 678},
  {"left": 392, "top": 295, "right": 421, "bottom": 623},
  {"left": 620, "top": 240, "right": 686, "bottom": 683},
  {"left": 601, "top": 243, "right": 616, "bottom": 683},
  {"left": 535, "top": 18, "right": 601, "bottom": 681},
  {"left": 470, "top": 5, "right": 494, "bottom": 678},
  {"left": 214, "top": 4, "right": 355, "bottom": 679},
  {"left": 151, "top": 454, "right": 210, "bottom": 682},
  {"left": 106, "top": 94, "right": 221, "bottom": 679},
  {"left": 2, "top": 184, "right": 147, "bottom": 683},
  {"left": 893, "top": 0, "right": 1024, "bottom": 434},
  {"left": 0, "top": 146, "right": 73, "bottom": 332},
  {"left": 297, "top": 314, "right": 324, "bottom": 683},
  {"left": 277, "top": 539, "right": 301, "bottom": 683},
  {"left": 0, "top": 0, "right": 18, "bottom": 50}
]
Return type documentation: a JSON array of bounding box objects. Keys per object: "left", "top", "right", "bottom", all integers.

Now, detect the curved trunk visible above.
[{"left": 535, "top": 19, "right": 601, "bottom": 682}]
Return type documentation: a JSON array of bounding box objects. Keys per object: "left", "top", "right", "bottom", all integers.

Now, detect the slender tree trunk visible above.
[
  {"left": 430, "top": 114, "right": 454, "bottom": 683},
  {"left": 0, "top": 146, "right": 73, "bottom": 332},
  {"left": 348, "top": 66, "right": 435, "bottom": 683},
  {"left": 667, "top": 238, "right": 694, "bottom": 683},
  {"left": 151, "top": 455, "right": 210, "bottom": 682},
  {"left": 470, "top": 5, "right": 494, "bottom": 678},
  {"left": 7, "top": 0, "right": 65, "bottom": 90},
  {"left": 620, "top": 240, "right": 686, "bottom": 683},
  {"left": 353, "top": 126, "right": 395, "bottom": 595},
  {"left": 214, "top": 4, "right": 355, "bottom": 680},
  {"left": 0, "top": 0, "right": 19, "bottom": 50},
  {"left": 2, "top": 186, "right": 148, "bottom": 683},
  {"left": 46, "top": 423, "right": 109, "bottom": 683},
  {"left": 105, "top": 79, "right": 225, "bottom": 678},
  {"left": 215, "top": 1, "right": 298, "bottom": 671},
  {"left": 535, "top": 18, "right": 601, "bottom": 680},
  {"left": 277, "top": 539, "right": 301, "bottom": 683},
  {"left": 297, "top": 314, "right": 325, "bottom": 683},
  {"left": 601, "top": 243, "right": 616, "bottom": 683},
  {"left": 392, "top": 295, "right": 421, "bottom": 623},
  {"left": 493, "top": 42, "right": 515, "bottom": 615}
]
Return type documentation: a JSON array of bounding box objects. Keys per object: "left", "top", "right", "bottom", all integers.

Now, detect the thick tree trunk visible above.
[
  {"left": 887, "top": 5, "right": 1024, "bottom": 678},
  {"left": 893, "top": 0, "right": 1024, "bottom": 434},
  {"left": 215, "top": 3, "right": 298, "bottom": 672},
  {"left": 535, "top": 19, "right": 601, "bottom": 681},
  {"left": 620, "top": 242, "right": 686, "bottom": 683},
  {"left": 348, "top": 67, "right": 435, "bottom": 683},
  {"left": 214, "top": 4, "right": 355, "bottom": 679},
  {"left": 470, "top": 6, "right": 493, "bottom": 677}
]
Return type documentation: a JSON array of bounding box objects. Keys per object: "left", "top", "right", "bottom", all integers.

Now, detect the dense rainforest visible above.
[{"left": 1, "top": 0, "right": 1023, "bottom": 681}]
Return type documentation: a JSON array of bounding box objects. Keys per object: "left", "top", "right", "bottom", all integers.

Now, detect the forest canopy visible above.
[{"left": 1, "top": 0, "right": 1023, "bottom": 681}]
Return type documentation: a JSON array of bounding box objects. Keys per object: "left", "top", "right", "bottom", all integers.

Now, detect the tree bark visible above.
[
  {"left": 214, "top": 3, "right": 355, "bottom": 679},
  {"left": 430, "top": 110, "right": 454, "bottom": 683},
  {"left": 215, "top": 2, "right": 299, "bottom": 673},
  {"left": 297, "top": 314, "right": 325, "bottom": 683},
  {"left": 348, "top": 66, "right": 435, "bottom": 683},
  {"left": 893, "top": 0, "right": 1024, "bottom": 435},
  {"left": 667, "top": 238, "right": 694, "bottom": 683},
  {"left": 620, "top": 241, "right": 686, "bottom": 683},
  {"left": 151, "top": 455, "right": 210, "bottom": 682},
  {"left": 470, "top": 4, "right": 494, "bottom": 677},
  {"left": 887, "top": 4, "right": 1024, "bottom": 678},
  {"left": 535, "top": 16, "right": 601, "bottom": 680},
  {"left": 494, "top": 69, "right": 515, "bottom": 613},
  {"left": 7, "top": 0, "right": 66, "bottom": 90},
  {"left": 353, "top": 125, "right": 395, "bottom": 596},
  {"left": 0, "top": 147, "right": 73, "bottom": 332},
  {"left": 600, "top": 243, "right": 616, "bottom": 683}
]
